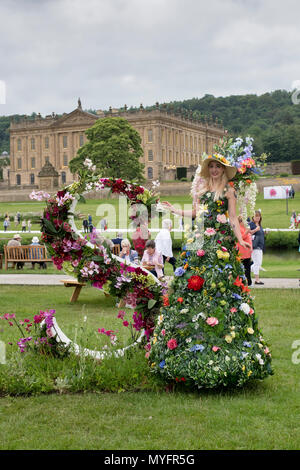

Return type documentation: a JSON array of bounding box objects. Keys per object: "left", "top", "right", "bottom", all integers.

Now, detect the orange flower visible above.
[
  {"left": 228, "top": 181, "right": 235, "bottom": 187},
  {"left": 181, "top": 251, "right": 186, "bottom": 257},
  {"left": 246, "top": 179, "right": 252, "bottom": 184},
  {"left": 184, "top": 263, "right": 189, "bottom": 269},
  {"left": 233, "top": 276, "right": 243, "bottom": 288},
  {"left": 163, "top": 295, "right": 170, "bottom": 306},
  {"left": 177, "top": 297, "right": 184, "bottom": 303}
]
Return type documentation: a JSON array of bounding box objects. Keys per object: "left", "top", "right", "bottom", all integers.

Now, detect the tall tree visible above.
[{"left": 69, "top": 117, "right": 145, "bottom": 182}]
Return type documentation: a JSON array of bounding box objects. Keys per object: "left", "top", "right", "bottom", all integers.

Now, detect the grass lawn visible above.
[{"left": 0, "top": 286, "right": 300, "bottom": 450}]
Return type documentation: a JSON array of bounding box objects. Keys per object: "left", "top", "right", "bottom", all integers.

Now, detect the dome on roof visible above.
[{"left": 1, "top": 151, "right": 8, "bottom": 155}]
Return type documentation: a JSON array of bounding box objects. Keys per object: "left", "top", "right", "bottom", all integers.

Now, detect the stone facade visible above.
[{"left": 9, "top": 101, "right": 225, "bottom": 189}]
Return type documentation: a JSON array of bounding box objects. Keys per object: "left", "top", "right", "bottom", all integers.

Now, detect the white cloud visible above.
[{"left": 1, "top": 0, "right": 300, "bottom": 115}]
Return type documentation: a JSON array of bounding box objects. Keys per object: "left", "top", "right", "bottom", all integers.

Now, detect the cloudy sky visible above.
[{"left": 1, "top": 0, "right": 300, "bottom": 116}]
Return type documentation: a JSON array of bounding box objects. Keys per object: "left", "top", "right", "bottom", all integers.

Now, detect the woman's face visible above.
[
  {"left": 146, "top": 247, "right": 155, "bottom": 255},
  {"left": 253, "top": 213, "right": 261, "bottom": 224},
  {"left": 123, "top": 244, "right": 130, "bottom": 252},
  {"left": 208, "top": 161, "right": 225, "bottom": 180}
]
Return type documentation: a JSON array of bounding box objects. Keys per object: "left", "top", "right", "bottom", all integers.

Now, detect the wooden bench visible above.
[
  {"left": 61, "top": 280, "right": 87, "bottom": 303},
  {"left": 61, "top": 280, "right": 111, "bottom": 303},
  {"left": 4, "top": 245, "right": 52, "bottom": 270}
]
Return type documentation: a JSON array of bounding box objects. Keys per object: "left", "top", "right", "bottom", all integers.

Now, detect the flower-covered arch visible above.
[{"left": 32, "top": 164, "right": 166, "bottom": 355}]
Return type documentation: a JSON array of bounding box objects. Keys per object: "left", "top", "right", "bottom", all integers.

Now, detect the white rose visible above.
[{"left": 240, "top": 303, "right": 251, "bottom": 315}]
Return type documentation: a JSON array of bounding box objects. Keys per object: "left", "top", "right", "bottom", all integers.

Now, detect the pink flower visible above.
[
  {"left": 249, "top": 308, "right": 254, "bottom": 315},
  {"left": 145, "top": 352, "right": 150, "bottom": 359},
  {"left": 161, "top": 329, "right": 166, "bottom": 336},
  {"left": 197, "top": 249, "right": 206, "bottom": 257},
  {"left": 230, "top": 307, "right": 237, "bottom": 313},
  {"left": 117, "top": 310, "right": 125, "bottom": 320},
  {"left": 217, "top": 214, "right": 227, "bottom": 224},
  {"left": 167, "top": 338, "right": 178, "bottom": 350},
  {"left": 205, "top": 227, "right": 216, "bottom": 236},
  {"left": 123, "top": 321, "right": 129, "bottom": 327},
  {"left": 206, "top": 317, "right": 219, "bottom": 327},
  {"left": 46, "top": 328, "right": 54, "bottom": 338},
  {"left": 212, "top": 346, "right": 220, "bottom": 352},
  {"left": 221, "top": 246, "right": 228, "bottom": 252},
  {"left": 72, "top": 259, "right": 79, "bottom": 267}
]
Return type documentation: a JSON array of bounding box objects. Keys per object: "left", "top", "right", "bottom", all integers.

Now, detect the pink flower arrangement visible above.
[
  {"left": 167, "top": 338, "right": 178, "bottom": 350},
  {"left": 206, "top": 317, "right": 219, "bottom": 327}
]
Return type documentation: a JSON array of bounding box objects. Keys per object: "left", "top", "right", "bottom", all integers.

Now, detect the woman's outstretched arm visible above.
[{"left": 161, "top": 201, "right": 196, "bottom": 218}]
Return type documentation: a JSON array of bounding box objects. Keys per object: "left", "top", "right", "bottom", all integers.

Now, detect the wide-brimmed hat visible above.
[
  {"left": 31, "top": 236, "right": 39, "bottom": 243},
  {"left": 13, "top": 233, "right": 21, "bottom": 239},
  {"left": 200, "top": 153, "right": 237, "bottom": 180}
]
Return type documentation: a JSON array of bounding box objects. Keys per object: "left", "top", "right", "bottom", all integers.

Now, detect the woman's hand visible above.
[
  {"left": 161, "top": 201, "right": 174, "bottom": 212},
  {"left": 239, "top": 240, "right": 251, "bottom": 249}
]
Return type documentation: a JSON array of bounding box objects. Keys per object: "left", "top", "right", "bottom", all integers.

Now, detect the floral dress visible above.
[{"left": 149, "top": 189, "right": 273, "bottom": 389}]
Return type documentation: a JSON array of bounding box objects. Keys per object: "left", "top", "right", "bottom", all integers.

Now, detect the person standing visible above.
[
  {"left": 3, "top": 217, "right": 9, "bottom": 232},
  {"left": 27, "top": 219, "right": 32, "bottom": 233},
  {"left": 237, "top": 216, "right": 253, "bottom": 286},
  {"left": 155, "top": 218, "right": 176, "bottom": 273},
  {"left": 151, "top": 149, "right": 273, "bottom": 390},
  {"left": 21, "top": 220, "right": 26, "bottom": 232},
  {"left": 82, "top": 218, "right": 89, "bottom": 233},
  {"left": 250, "top": 211, "right": 265, "bottom": 285}
]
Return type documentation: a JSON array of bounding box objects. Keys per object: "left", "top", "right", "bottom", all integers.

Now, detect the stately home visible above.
[{"left": 9, "top": 100, "right": 225, "bottom": 189}]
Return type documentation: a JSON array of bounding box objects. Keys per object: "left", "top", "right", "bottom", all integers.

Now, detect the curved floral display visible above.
[{"left": 36, "top": 166, "right": 166, "bottom": 344}]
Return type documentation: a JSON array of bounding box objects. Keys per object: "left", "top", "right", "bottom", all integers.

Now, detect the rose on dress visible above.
[
  {"left": 206, "top": 317, "right": 219, "bottom": 327},
  {"left": 217, "top": 214, "right": 227, "bottom": 224}
]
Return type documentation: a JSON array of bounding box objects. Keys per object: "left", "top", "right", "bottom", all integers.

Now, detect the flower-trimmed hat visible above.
[{"left": 200, "top": 153, "right": 237, "bottom": 180}]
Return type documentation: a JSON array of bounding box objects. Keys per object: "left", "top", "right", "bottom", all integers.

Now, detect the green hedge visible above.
[{"left": 264, "top": 230, "right": 299, "bottom": 250}]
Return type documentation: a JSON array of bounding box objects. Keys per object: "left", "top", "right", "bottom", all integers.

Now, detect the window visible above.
[
  {"left": 31, "top": 138, "right": 35, "bottom": 150},
  {"left": 79, "top": 134, "right": 84, "bottom": 147},
  {"left": 162, "top": 148, "right": 166, "bottom": 162},
  {"left": 17, "top": 158, "right": 22, "bottom": 169},
  {"left": 61, "top": 171, "right": 66, "bottom": 184},
  {"left": 148, "top": 150, "right": 153, "bottom": 161},
  {"left": 148, "top": 129, "right": 153, "bottom": 142},
  {"left": 147, "top": 167, "right": 153, "bottom": 179},
  {"left": 16, "top": 174, "right": 21, "bottom": 185},
  {"left": 45, "top": 137, "right": 49, "bottom": 149},
  {"left": 169, "top": 150, "right": 172, "bottom": 163},
  {"left": 176, "top": 133, "right": 179, "bottom": 146},
  {"left": 30, "top": 174, "right": 35, "bottom": 185},
  {"left": 17, "top": 138, "right": 22, "bottom": 151},
  {"left": 31, "top": 157, "right": 36, "bottom": 169},
  {"left": 63, "top": 154, "right": 68, "bottom": 167},
  {"left": 45, "top": 156, "right": 50, "bottom": 163},
  {"left": 63, "top": 135, "right": 68, "bottom": 148}
]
